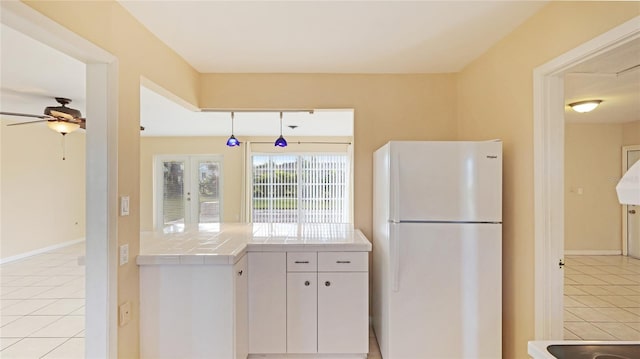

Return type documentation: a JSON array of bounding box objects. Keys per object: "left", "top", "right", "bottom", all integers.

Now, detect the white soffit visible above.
[
  {"left": 140, "top": 85, "right": 353, "bottom": 137},
  {"left": 117, "top": 1, "right": 547, "bottom": 73}
]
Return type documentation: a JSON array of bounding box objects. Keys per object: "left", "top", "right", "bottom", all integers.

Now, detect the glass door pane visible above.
[
  {"left": 193, "top": 159, "right": 221, "bottom": 223},
  {"left": 162, "top": 160, "right": 186, "bottom": 225}
]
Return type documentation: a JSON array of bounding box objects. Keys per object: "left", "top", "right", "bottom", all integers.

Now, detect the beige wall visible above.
[
  {"left": 1, "top": 120, "right": 86, "bottom": 259},
  {"left": 24, "top": 1, "right": 200, "bottom": 356},
  {"left": 623, "top": 120, "right": 640, "bottom": 146},
  {"left": 199, "top": 74, "right": 458, "bottom": 239},
  {"left": 456, "top": 2, "right": 639, "bottom": 357},
  {"left": 565, "top": 123, "right": 623, "bottom": 252}
]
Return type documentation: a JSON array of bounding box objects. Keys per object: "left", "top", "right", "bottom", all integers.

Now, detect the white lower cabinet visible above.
[
  {"left": 248, "top": 252, "right": 287, "bottom": 353},
  {"left": 287, "top": 272, "right": 317, "bottom": 353},
  {"left": 249, "top": 251, "right": 368, "bottom": 357},
  {"left": 139, "top": 254, "right": 248, "bottom": 359},
  {"left": 318, "top": 272, "right": 369, "bottom": 354},
  {"left": 235, "top": 256, "right": 249, "bottom": 359}
]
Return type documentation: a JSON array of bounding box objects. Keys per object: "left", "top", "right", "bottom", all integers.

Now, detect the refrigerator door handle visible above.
[
  {"left": 391, "top": 224, "right": 400, "bottom": 292},
  {"left": 390, "top": 151, "right": 400, "bottom": 222}
]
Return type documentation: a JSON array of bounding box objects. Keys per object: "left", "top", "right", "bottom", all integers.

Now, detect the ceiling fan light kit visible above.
[
  {"left": 47, "top": 120, "right": 80, "bottom": 135},
  {"left": 568, "top": 99, "right": 603, "bottom": 113}
]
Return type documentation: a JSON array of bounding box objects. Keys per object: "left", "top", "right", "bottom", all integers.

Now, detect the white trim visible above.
[
  {"left": 622, "top": 145, "right": 640, "bottom": 256},
  {"left": 564, "top": 250, "right": 622, "bottom": 256},
  {"left": 533, "top": 16, "right": 640, "bottom": 341},
  {"left": 0, "top": 238, "right": 86, "bottom": 264}
]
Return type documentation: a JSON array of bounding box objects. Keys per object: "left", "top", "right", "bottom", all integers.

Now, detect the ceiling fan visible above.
[
  {"left": 1, "top": 97, "right": 85, "bottom": 135},
  {"left": 1, "top": 96, "right": 146, "bottom": 133}
]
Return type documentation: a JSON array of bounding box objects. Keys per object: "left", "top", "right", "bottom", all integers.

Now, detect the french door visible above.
[{"left": 155, "top": 155, "right": 223, "bottom": 229}]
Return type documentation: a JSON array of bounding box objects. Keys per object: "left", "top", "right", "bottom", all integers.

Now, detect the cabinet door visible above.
[
  {"left": 287, "top": 272, "right": 317, "bottom": 353},
  {"left": 234, "top": 255, "right": 248, "bottom": 359},
  {"left": 248, "top": 252, "right": 286, "bottom": 353},
  {"left": 317, "top": 272, "right": 368, "bottom": 354}
]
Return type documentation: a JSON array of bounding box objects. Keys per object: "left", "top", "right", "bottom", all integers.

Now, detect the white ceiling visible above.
[
  {"left": 1, "top": 2, "right": 638, "bottom": 134},
  {"left": 117, "top": 0, "right": 547, "bottom": 73},
  {"left": 0, "top": 24, "right": 86, "bottom": 120},
  {"left": 564, "top": 37, "right": 640, "bottom": 124}
]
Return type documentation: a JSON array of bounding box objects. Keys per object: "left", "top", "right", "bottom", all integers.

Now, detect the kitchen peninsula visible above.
[{"left": 137, "top": 223, "right": 372, "bottom": 359}]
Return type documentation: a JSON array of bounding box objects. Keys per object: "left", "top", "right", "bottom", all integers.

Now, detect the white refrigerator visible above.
[{"left": 372, "top": 141, "right": 502, "bottom": 359}]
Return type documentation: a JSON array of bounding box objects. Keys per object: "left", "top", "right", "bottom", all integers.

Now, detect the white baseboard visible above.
[
  {"left": 564, "top": 249, "right": 622, "bottom": 256},
  {"left": 0, "top": 238, "right": 85, "bottom": 264}
]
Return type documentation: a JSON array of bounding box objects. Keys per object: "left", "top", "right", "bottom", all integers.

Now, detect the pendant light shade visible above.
[
  {"left": 274, "top": 112, "right": 287, "bottom": 147},
  {"left": 226, "top": 112, "right": 240, "bottom": 147}
]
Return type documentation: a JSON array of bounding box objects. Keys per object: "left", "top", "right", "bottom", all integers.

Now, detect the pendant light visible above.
[
  {"left": 274, "top": 111, "right": 287, "bottom": 147},
  {"left": 226, "top": 112, "right": 240, "bottom": 147}
]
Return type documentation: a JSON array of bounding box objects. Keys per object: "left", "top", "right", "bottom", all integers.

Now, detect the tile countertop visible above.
[{"left": 137, "top": 223, "right": 372, "bottom": 266}]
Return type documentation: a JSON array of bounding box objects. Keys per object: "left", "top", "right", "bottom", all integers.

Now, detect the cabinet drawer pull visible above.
[
  {"left": 304, "top": 281, "right": 310, "bottom": 286},
  {"left": 238, "top": 270, "right": 243, "bottom": 276},
  {"left": 325, "top": 281, "right": 331, "bottom": 287},
  {"left": 294, "top": 261, "right": 310, "bottom": 264},
  {"left": 336, "top": 260, "right": 351, "bottom": 264}
]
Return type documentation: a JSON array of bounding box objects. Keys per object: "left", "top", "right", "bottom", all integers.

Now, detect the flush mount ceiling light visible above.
[
  {"left": 568, "top": 100, "right": 603, "bottom": 113},
  {"left": 274, "top": 112, "right": 287, "bottom": 148},
  {"left": 226, "top": 112, "right": 240, "bottom": 147}
]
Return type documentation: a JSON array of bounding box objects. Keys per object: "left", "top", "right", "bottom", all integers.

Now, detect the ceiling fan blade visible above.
[
  {"left": 0, "top": 111, "right": 51, "bottom": 120},
  {"left": 6, "top": 119, "right": 49, "bottom": 126}
]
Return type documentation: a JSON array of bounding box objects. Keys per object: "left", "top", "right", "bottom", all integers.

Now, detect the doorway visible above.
[
  {"left": 623, "top": 145, "right": 640, "bottom": 258},
  {"left": 534, "top": 16, "right": 640, "bottom": 340},
  {"left": 155, "top": 155, "right": 223, "bottom": 228}
]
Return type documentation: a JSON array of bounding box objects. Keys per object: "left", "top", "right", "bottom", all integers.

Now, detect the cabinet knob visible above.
[
  {"left": 325, "top": 281, "right": 331, "bottom": 287},
  {"left": 304, "top": 281, "right": 310, "bottom": 286},
  {"left": 238, "top": 270, "right": 243, "bottom": 276}
]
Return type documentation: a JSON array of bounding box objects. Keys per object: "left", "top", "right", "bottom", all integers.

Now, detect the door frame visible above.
[
  {"left": 533, "top": 16, "right": 640, "bottom": 339},
  {"left": 622, "top": 145, "right": 640, "bottom": 256},
  {"left": 154, "top": 154, "right": 224, "bottom": 228},
  {"left": 1, "top": 2, "right": 119, "bottom": 357}
]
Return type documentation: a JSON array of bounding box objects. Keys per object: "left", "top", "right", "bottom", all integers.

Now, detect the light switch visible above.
[
  {"left": 120, "top": 196, "right": 130, "bottom": 216},
  {"left": 120, "top": 244, "right": 129, "bottom": 266}
]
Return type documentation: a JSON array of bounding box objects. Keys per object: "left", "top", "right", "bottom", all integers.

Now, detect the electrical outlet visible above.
[
  {"left": 119, "top": 301, "right": 131, "bottom": 326},
  {"left": 120, "top": 244, "right": 129, "bottom": 266}
]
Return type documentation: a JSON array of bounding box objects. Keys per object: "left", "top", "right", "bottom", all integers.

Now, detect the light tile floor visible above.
[
  {"left": 0, "top": 243, "right": 85, "bottom": 358},
  {"left": 564, "top": 255, "right": 640, "bottom": 340}
]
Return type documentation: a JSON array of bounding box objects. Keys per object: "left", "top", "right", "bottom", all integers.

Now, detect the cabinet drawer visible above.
[
  {"left": 287, "top": 252, "right": 317, "bottom": 272},
  {"left": 318, "top": 252, "right": 367, "bottom": 272}
]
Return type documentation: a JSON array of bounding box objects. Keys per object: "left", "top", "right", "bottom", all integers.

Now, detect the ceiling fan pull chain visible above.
[{"left": 61, "top": 133, "right": 67, "bottom": 161}]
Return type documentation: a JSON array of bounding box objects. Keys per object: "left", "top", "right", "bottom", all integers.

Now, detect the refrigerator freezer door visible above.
[
  {"left": 388, "top": 141, "right": 502, "bottom": 222},
  {"left": 386, "top": 222, "right": 502, "bottom": 359}
]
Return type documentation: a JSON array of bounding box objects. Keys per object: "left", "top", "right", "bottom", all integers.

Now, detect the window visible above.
[{"left": 252, "top": 154, "right": 350, "bottom": 223}]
